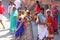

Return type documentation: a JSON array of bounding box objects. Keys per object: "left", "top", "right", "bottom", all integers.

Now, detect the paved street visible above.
[
  {"left": 0, "top": 15, "right": 14, "bottom": 40},
  {"left": 0, "top": 0, "right": 60, "bottom": 40},
  {"left": 0, "top": 0, "right": 14, "bottom": 40}
]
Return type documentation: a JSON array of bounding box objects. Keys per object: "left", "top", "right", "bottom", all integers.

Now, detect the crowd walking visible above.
[{"left": 0, "top": 0, "right": 60, "bottom": 40}]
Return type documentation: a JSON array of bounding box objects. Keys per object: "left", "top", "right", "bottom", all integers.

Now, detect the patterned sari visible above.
[
  {"left": 21, "top": 16, "right": 33, "bottom": 40},
  {"left": 15, "top": 17, "right": 25, "bottom": 39},
  {"left": 52, "top": 7, "right": 58, "bottom": 32},
  {"left": 46, "top": 15, "right": 54, "bottom": 36}
]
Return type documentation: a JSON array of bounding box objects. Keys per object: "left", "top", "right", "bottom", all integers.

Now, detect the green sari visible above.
[
  {"left": 10, "top": 10, "right": 18, "bottom": 33},
  {"left": 58, "top": 7, "right": 60, "bottom": 25}
]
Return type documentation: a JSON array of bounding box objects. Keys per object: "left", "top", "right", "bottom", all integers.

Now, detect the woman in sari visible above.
[
  {"left": 46, "top": 11, "right": 54, "bottom": 40},
  {"left": 52, "top": 6, "right": 58, "bottom": 34},
  {"left": 34, "top": 0, "right": 40, "bottom": 15},
  {"left": 15, "top": 10, "right": 25, "bottom": 40},
  {"left": 21, "top": 11, "right": 33, "bottom": 40},
  {"left": 10, "top": 6, "right": 18, "bottom": 34}
]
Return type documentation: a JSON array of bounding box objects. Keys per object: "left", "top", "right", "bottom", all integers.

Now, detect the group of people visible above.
[
  {"left": 8, "top": 0, "right": 33, "bottom": 40},
  {"left": 0, "top": 0, "right": 60, "bottom": 40},
  {"left": 34, "top": 1, "right": 60, "bottom": 40}
]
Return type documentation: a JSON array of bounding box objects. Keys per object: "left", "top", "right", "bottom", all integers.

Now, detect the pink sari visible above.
[
  {"left": 34, "top": 4, "right": 40, "bottom": 15},
  {"left": 52, "top": 8, "right": 58, "bottom": 32}
]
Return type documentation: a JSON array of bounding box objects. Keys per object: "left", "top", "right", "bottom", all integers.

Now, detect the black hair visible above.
[
  {"left": 40, "top": 7, "right": 44, "bottom": 11},
  {"left": 24, "top": 7, "right": 27, "bottom": 11},
  {"left": 27, "top": 12, "right": 30, "bottom": 14},
  {"left": 36, "top": 1, "right": 40, "bottom": 9},
  {"left": 47, "top": 11, "right": 51, "bottom": 14},
  {"left": 9, "top": 1, "right": 13, "bottom": 5}
]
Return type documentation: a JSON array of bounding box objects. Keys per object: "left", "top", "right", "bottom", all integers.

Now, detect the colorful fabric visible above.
[
  {"left": 52, "top": 20, "right": 58, "bottom": 31},
  {"left": 34, "top": 4, "right": 40, "bottom": 14},
  {"left": 15, "top": 17, "right": 24, "bottom": 38},
  {"left": 20, "top": 16, "right": 33, "bottom": 40},
  {"left": 52, "top": 7, "right": 58, "bottom": 32},
  {"left": 58, "top": 7, "right": 60, "bottom": 25},
  {"left": 37, "top": 13, "right": 43, "bottom": 24},
  {"left": 0, "top": 5, "right": 5, "bottom": 14},
  {"left": 46, "top": 15, "right": 54, "bottom": 35},
  {"left": 52, "top": 8, "right": 58, "bottom": 22},
  {"left": 10, "top": 10, "right": 18, "bottom": 33},
  {"left": 52, "top": 8, "right": 58, "bottom": 15}
]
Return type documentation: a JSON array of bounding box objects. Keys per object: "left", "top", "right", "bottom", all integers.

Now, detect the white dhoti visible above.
[{"left": 38, "top": 24, "right": 48, "bottom": 40}]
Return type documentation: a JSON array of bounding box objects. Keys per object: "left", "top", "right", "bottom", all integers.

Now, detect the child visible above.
[
  {"left": 46, "top": 11, "right": 54, "bottom": 40},
  {"left": 0, "top": 1, "right": 5, "bottom": 29}
]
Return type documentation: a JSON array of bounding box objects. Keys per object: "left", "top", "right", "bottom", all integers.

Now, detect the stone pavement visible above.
[
  {"left": 0, "top": 15, "right": 14, "bottom": 40},
  {"left": 54, "top": 30, "right": 60, "bottom": 40}
]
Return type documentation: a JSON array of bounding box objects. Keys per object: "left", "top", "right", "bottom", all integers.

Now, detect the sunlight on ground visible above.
[
  {"left": 0, "top": 15, "right": 13, "bottom": 40},
  {"left": 0, "top": 38, "right": 13, "bottom": 40},
  {"left": 0, "top": 15, "right": 10, "bottom": 29}
]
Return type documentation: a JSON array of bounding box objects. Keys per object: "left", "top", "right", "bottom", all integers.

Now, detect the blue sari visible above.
[
  {"left": 15, "top": 17, "right": 24, "bottom": 38},
  {"left": 10, "top": 10, "right": 18, "bottom": 33}
]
